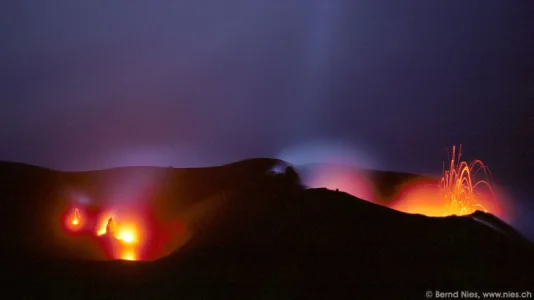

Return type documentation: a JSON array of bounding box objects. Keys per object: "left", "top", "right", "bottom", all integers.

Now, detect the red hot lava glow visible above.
[
  {"left": 63, "top": 203, "right": 186, "bottom": 262},
  {"left": 64, "top": 208, "right": 85, "bottom": 231},
  {"left": 95, "top": 210, "right": 146, "bottom": 261},
  {"left": 392, "top": 145, "right": 502, "bottom": 218}
]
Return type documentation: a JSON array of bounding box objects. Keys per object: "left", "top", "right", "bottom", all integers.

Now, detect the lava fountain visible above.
[
  {"left": 71, "top": 209, "right": 81, "bottom": 226},
  {"left": 64, "top": 207, "right": 85, "bottom": 232},
  {"left": 439, "top": 145, "right": 496, "bottom": 216},
  {"left": 61, "top": 198, "right": 189, "bottom": 262},
  {"left": 95, "top": 209, "right": 145, "bottom": 261},
  {"left": 392, "top": 145, "right": 500, "bottom": 217}
]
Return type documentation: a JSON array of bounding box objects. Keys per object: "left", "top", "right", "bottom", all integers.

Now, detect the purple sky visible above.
[{"left": 1, "top": 1, "right": 533, "bottom": 194}]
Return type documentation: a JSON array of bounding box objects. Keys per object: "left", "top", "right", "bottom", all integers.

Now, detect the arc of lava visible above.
[{"left": 440, "top": 145, "right": 496, "bottom": 216}]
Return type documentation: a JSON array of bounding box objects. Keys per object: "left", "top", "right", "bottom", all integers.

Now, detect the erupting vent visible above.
[{"left": 392, "top": 145, "right": 501, "bottom": 218}]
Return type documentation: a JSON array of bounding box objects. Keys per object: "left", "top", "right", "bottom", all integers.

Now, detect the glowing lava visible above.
[
  {"left": 65, "top": 207, "right": 84, "bottom": 231},
  {"left": 71, "top": 209, "right": 81, "bottom": 225},
  {"left": 439, "top": 145, "right": 496, "bottom": 216},
  {"left": 392, "top": 145, "right": 499, "bottom": 217},
  {"left": 118, "top": 230, "right": 135, "bottom": 244},
  {"left": 61, "top": 201, "right": 185, "bottom": 261},
  {"left": 96, "top": 212, "right": 143, "bottom": 261}
]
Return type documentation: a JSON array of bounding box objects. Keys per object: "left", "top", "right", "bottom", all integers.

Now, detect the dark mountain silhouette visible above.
[{"left": 1, "top": 159, "right": 532, "bottom": 299}]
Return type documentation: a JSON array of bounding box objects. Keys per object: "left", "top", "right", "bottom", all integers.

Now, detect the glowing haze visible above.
[{"left": 280, "top": 140, "right": 378, "bottom": 202}]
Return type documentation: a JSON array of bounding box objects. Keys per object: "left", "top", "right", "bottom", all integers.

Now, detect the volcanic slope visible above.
[
  {"left": 1, "top": 159, "right": 532, "bottom": 299},
  {"left": 296, "top": 162, "right": 438, "bottom": 205}
]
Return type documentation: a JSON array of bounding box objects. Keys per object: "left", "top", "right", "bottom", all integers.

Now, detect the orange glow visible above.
[
  {"left": 391, "top": 181, "right": 445, "bottom": 216},
  {"left": 392, "top": 145, "right": 500, "bottom": 218},
  {"left": 439, "top": 145, "right": 496, "bottom": 216},
  {"left": 121, "top": 249, "right": 137, "bottom": 261},
  {"left": 72, "top": 209, "right": 81, "bottom": 224},
  {"left": 65, "top": 208, "right": 84, "bottom": 231},
  {"left": 116, "top": 224, "right": 139, "bottom": 244},
  {"left": 95, "top": 210, "right": 144, "bottom": 261},
  {"left": 96, "top": 211, "right": 117, "bottom": 236},
  {"left": 60, "top": 203, "right": 183, "bottom": 261}
]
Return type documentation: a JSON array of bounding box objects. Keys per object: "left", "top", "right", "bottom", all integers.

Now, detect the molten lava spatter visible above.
[
  {"left": 71, "top": 208, "right": 81, "bottom": 226},
  {"left": 61, "top": 202, "right": 184, "bottom": 261},
  {"left": 392, "top": 145, "right": 499, "bottom": 218},
  {"left": 439, "top": 145, "right": 496, "bottom": 216},
  {"left": 65, "top": 208, "right": 84, "bottom": 231},
  {"left": 96, "top": 213, "right": 143, "bottom": 261}
]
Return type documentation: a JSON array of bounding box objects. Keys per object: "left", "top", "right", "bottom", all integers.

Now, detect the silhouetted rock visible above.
[{"left": 1, "top": 159, "right": 532, "bottom": 299}]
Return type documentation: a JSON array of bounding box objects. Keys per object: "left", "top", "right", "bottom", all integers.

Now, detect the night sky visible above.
[{"left": 1, "top": 1, "right": 533, "bottom": 194}]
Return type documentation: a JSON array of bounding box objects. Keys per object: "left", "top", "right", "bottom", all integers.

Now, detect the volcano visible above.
[{"left": 1, "top": 158, "right": 533, "bottom": 299}]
